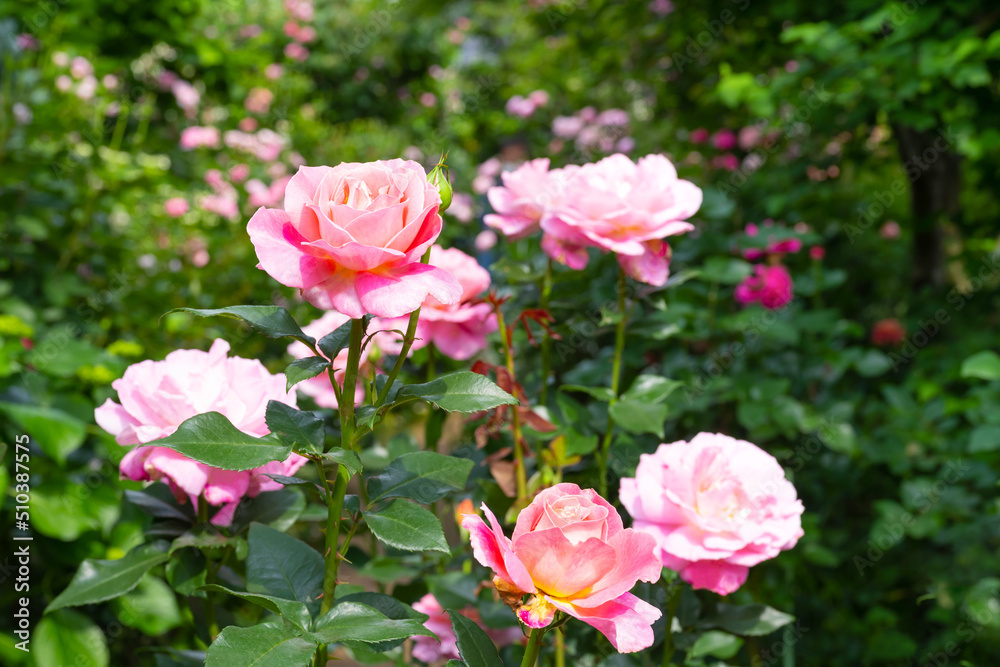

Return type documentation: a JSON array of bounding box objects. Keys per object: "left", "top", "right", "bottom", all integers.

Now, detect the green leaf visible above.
[
  {"left": 700, "top": 257, "right": 754, "bottom": 284},
  {"left": 166, "top": 549, "right": 207, "bottom": 596},
  {"left": 0, "top": 402, "right": 86, "bottom": 465},
  {"left": 146, "top": 411, "right": 291, "bottom": 471},
  {"left": 689, "top": 630, "right": 743, "bottom": 659},
  {"left": 111, "top": 576, "right": 183, "bottom": 636},
  {"left": 449, "top": 610, "right": 504, "bottom": 667},
  {"left": 706, "top": 603, "right": 795, "bottom": 636},
  {"left": 322, "top": 449, "right": 363, "bottom": 477},
  {"left": 246, "top": 523, "right": 324, "bottom": 615},
  {"left": 367, "top": 451, "right": 474, "bottom": 504},
  {"left": 200, "top": 584, "right": 312, "bottom": 631},
  {"left": 396, "top": 372, "right": 518, "bottom": 413},
  {"left": 265, "top": 401, "right": 326, "bottom": 454},
  {"left": 609, "top": 399, "right": 668, "bottom": 437},
  {"left": 206, "top": 622, "right": 317, "bottom": 667},
  {"left": 621, "top": 375, "right": 683, "bottom": 403},
  {"left": 169, "top": 531, "right": 235, "bottom": 555},
  {"left": 855, "top": 350, "right": 892, "bottom": 377},
  {"left": 363, "top": 499, "right": 450, "bottom": 553},
  {"left": 231, "top": 489, "right": 306, "bottom": 533},
  {"left": 961, "top": 350, "right": 1000, "bottom": 380},
  {"left": 560, "top": 384, "right": 616, "bottom": 402},
  {"left": 317, "top": 318, "right": 355, "bottom": 362},
  {"left": 969, "top": 424, "right": 1000, "bottom": 453},
  {"left": 46, "top": 541, "right": 170, "bottom": 612},
  {"left": 171, "top": 306, "right": 315, "bottom": 348},
  {"left": 34, "top": 610, "right": 109, "bottom": 667},
  {"left": 284, "top": 357, "right": 329, "bottom": 392},
  {"left": 311, "top": 601, "right": 435, "bottom": 645}
]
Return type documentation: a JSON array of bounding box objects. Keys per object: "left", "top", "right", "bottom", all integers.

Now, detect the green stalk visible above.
[
  {"left": 520, "top": 627, "right": 545, "bottom": 667},
  {"left": 539, "top": 258, "right": 554, "bottom": 405},
  {"left": 496, "top": 305, "right": 527, "bottom": 502},
  {"left": 598, "top": 266, "right": 628, "bottom": 497},
  {"left": 661, "top": 578, "right": 683, "bottom": 667},
  {"left": 555, "top": 628, "right": 565, "bottom": 667}
]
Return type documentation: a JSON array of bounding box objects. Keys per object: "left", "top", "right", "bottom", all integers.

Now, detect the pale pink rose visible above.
[
  {"left": 596, "top": 109, "right": 629, "bottom": 127},
  {"left": 485, "top": 158, "right": 564, "bottom": 239},
  {"left": 475, "top": 229, "right": 498, "bottom": 251},
  {"left": 286, "top": 311, "right": 374, "bottom": 409},
  {"left": 477, "top": 157, "right": 502, "bottom": 178},
  {"left": 102, "top": 74, "right": 119, "bottom": 90},
  {"left": 462, "top": 483, "right": 662, "bottom": 653},
  {"left": 265, "top": 64, "right": 285, "bottom": 80},
  {"left": 505, "top": 95, "right": 536, "bottom": 118},
  {"left": 285, "top": 0, "right": 314, "bottom": 21},
  {"left": 53, "top": 51, "right": 70, "bottom": 67},
  {"left": 245, "top": 87, "right": 274, "bottom": 115},
  {"left": 229, "top": 164, "right": 251, "bottom": 183},
  {"left": 411, "top": 594, "right": 522, "bottom": 662},
  {"left": 70, "top": 56, "right": 93, "bottom": 79},
  {"left": 615, "top": 137, "right": 636, "bottom": 153},
  {"left": 201, "top": 191, "right": 240, "bottom": 220},
  {"left": 171, "top": 80, "right": 200, "bottom": 111},
  {"left": 76, "top": 76, "right": 98, "bottom": 101},
  {"left": 738, "top": 126, "right": 762, "bottom": 149},
  {"left": 55, "top": 75, "right": 73, "bottom": 92},
  {"left": 204, "top": 169, "right": 226, "bottom": 191},
  {"left": 180, "top": 126, "right": 220, "bottom": 150},
  {"left": 552, "top": 115, "right": 584, "bottom": 139},
  {"left": 419, "top": 92, "right": 437, "bottom": 107},
  {"left": 449, "top": 193, "right": 475, "bottom": 223},
  {"left": 94, "top": 340, "right": 307, "bottom": 526},
  {"left": 164, "top": 197, "right": 189, "bottom": 218},
  {"left": 284, "top": 42, "right": 309, "bottom": 61},
  {"left": 296, "top": 25, "right": 317, "bottom": 43},
  {"left": 734, "top": 264, "right": 793, "bottom": 310},
  {"left": 472, "top": 174, "right": 494, "bottom": 195},
  {"left": 540, "top": 154, "right": 701, "bottom": 285},
  {"left": 239, "top": 118, "right": 259, "bottom": 132},
  {"left": 247, "top": 175, "right": 291, "bottom": 208},
  {"left": 621, "top": 433, "right": 804, "bottom": 596},
  {"left": 528, "top": 89, "right": 550, "bottom": 107},
  {"left": 381, "top": 246, "right": 497, "bottom": 360},
  {"left": 247, "top": 160, "right": 462, "bottom": 318},
  {"left": 578, "top": 106, "right": 597, "bottom": 122}
]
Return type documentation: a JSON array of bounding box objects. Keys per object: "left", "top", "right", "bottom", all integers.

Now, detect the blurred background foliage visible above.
[{"left": 1, "top": 0, "right": 1000, "bottom": 665}]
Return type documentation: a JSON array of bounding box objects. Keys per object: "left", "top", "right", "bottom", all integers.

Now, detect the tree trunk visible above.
[{"left": 894, "top": 124, "right": 961, "bottom": 289}]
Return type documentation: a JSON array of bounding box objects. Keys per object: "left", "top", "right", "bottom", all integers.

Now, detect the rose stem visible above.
[
  {"left": 555, "top": 627, "right": 566, "bottom": 667},
  {"left": 520, "top": 627, "right": 545, "bottom": 667},
  {"left": 539, "top": 257, "right": 553, "bottom": 406},
  {"left": 495, "top": 303, "right": 528, "bottom": 502},
  {"left": 599, "top": 265, "right": 628, "bottom": 497},
  {"left": 661, "top": 577, "right": 683, "bottom": 667}
]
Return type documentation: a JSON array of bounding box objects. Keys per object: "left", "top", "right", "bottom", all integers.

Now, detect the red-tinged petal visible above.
[
  {"left": 517, "top": 596, "right": 557, "bottom": 628},
  {"left": 461, "top": 506, "right": 534, "bottom": 594},
  {"left": 549, "top": 592, "right": 661, "bottom": 653},
  {"left": 302, "top": 239, "right": 404, "bottom": 272},
  {"left": 354, "top": 264, "right": 461, "bottom": 319}
]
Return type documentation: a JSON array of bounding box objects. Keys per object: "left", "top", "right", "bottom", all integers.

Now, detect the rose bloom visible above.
[
  {"left": 94, "top": 340, "right": 307, "bottom": 526},
  {"left": 735, "top": 264, "right": 793, "bottom": 310},
  {"left": 180, "top": 126, "right": 220, "bottom": 150},
  {"left": 711, "top": 129, "right": 737, "bottom": 150},
  {"left": 871, "top": 318, "right": 906, "bottom": 347},
  {"left": 247, "top": 160, "right": 461, "bottom": 318},
  {"left": 411, "top": 594, "right": 522, "bottom": 663},
  {"left": 245, "top": 87, "right": 274, "bottom": 115},
  {"left": 462, "top": 483, "right": 662, "bottom": 653},
  {"left": 286, "top": 311, "right": 378, "bottom": 409},
  {"left": 164, "top": 197, "right": 189, "bottom": 218},
  {"left": 540, "top": 153, "right": 701, "bottom": 286},
  {"left": 484, "top": 158, "right": 573, "bottom": 239},
  {"left": 621, "top": 433, "right": 804, "bottom": 596},
  {"left": 381, "top": 245, "right": 497, "bottom": 361}
]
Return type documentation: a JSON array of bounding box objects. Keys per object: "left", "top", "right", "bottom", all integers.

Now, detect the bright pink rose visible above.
[
  {"left": 462, "top": 483, "right": 662, "bottom": 653},
  {"left": 286, "top": 311, "right": 376, "bottom": 409},
  {"left": 620, "top": 433, "right": 804, "bottom": 596},
  {"left": 382, "top": 246, "right": 497, "bottom": 360},
  {"left": 94, "top": 340, "right": 307, "bottom": 526},
  {"left": 411, "top": 594, "right": 523, "bottom": 663},
  {"left": 164, "top": 197, "right": 189, "bottom": 218},
  {"left": 247, "top": 160, "right": 462, "bottom": 318},
  {"left": 540, "top": 154, "right": 700, "bottom": 286},
  {"left": 711, "top": 129, "right": 737, "bottom": 150},
  {"left": 484, "top": 159, "right": 572, "bottom": 239},
  {"left": 734, "top": 264, "right": 793, "bottom": 310}
]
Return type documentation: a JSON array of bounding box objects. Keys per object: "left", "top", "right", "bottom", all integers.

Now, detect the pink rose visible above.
[
  {"left": 94, "top": 340, "right": 307, "bottom": 526},
  {"left": 484, "top": 159, "right": 571, "bottom": 239},
  {"left": 462, "top": 483, "right": 662, "bottom": 653},
  {"left": 711, "top": 129, "right": 737, "bottom": 150},
  {"left": 734, "top": 264, "right": 793, "bottom": 310},
  {"left": 411, "top": 594, "right": 523, "bottom": 662},
  {"left": 171, "top": 80, "right": 200, "bottom": 111},
  {"left": 287, "top": 311, "right": 377, "bottom": 408},
  {"left": 248, "top": 160, "right": 462, "bottom": 318},
  {"left": 381, "top": 246, "right": 497, "bottom": 360},
  {"left": 621, "top": 433, "right": 804, "bottom": 596},
  {"left": 180, "top": 126, "right": 220, "bottom": 150},
  {"left": 540, "top": 154, "right": 701, "bottom": 285},
  {"left": 163, "top": 197, "right": 189, "bottom": 218}
]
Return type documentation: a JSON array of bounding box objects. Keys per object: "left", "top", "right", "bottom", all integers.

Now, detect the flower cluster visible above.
[
  {"left": 485, "top": 153, "right": 702, "bottom": 286},
  {"left": 734, "top": 221, "right": 806, "bottom": 310}
]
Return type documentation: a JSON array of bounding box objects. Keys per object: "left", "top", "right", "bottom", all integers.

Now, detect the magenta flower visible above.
[
  {"left": 462, "top": 483, "right": 662, "bottom": 653},
  {"left": 621, "top": 433, "right": 804, "bottom": 596},
  {"left": 247, "top": 160, "right": 462, "bottom": 318},
  {"left": 94, "top": 340, "right": 307, "bottom": 526},
  {"left": 734, "top": 264, "right": 794, "bottom": 309}
]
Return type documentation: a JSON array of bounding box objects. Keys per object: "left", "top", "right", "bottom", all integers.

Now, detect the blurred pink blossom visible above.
[
  {"left": 229, "top": 164, "right": 250, "bottom": 183},
  {"left": 506, "top": 95, "right": 536, "bottom": 117},
  {"left": 284, "top": 42, "right": 309, "bottom": 61},
  {"left": 76, "top": 76, "right": 98, "bottom": 100},
  {"left": 475, "top": 229, "right": 498, "bottom": 251},
  {"left": 689, "top": 128, "right": 709, "bottom": 144},
  {"left": 56, "top": 75, "right": 73, "bottom": 92},
  {"left": 265, "top": 64, "right": 284, "bottom": 80},
  {"left": 245, "top": 87, "right": 274, "bottom": 115},
  {"left": 449, "top": 193, "right": 475, "bottom": 223},
  {"left": 164, "top": 198, "right": 189, "bottom": 218},
  {"left": 712, "top": 129, "right": 737, "bottom": 150},
  {"left": 171, "top": 80, "right": 200, "bottom": 111},
  {"left": 15, "top": 34, "right": 39, "bottom": 51},
  {"left": 240, "top": 25, "right": 263, "bottom": 38},
  {"left": 735, "top": 264, "right": 794, "bottom": 309},
  {"left": 180, "top": 126, "right": 220, "bottom": 150},
  {"left": 552, "top": 115, "right": 584, "bottom": 138},
  {"left": 528, "top": 89, "right": 550, "bottom": 107},
  {"left": 880, "top": 220, "right": 901, "bottom": 239},
  {"left": 70, "top": 56, "right": 93, "bottom": 79}
]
